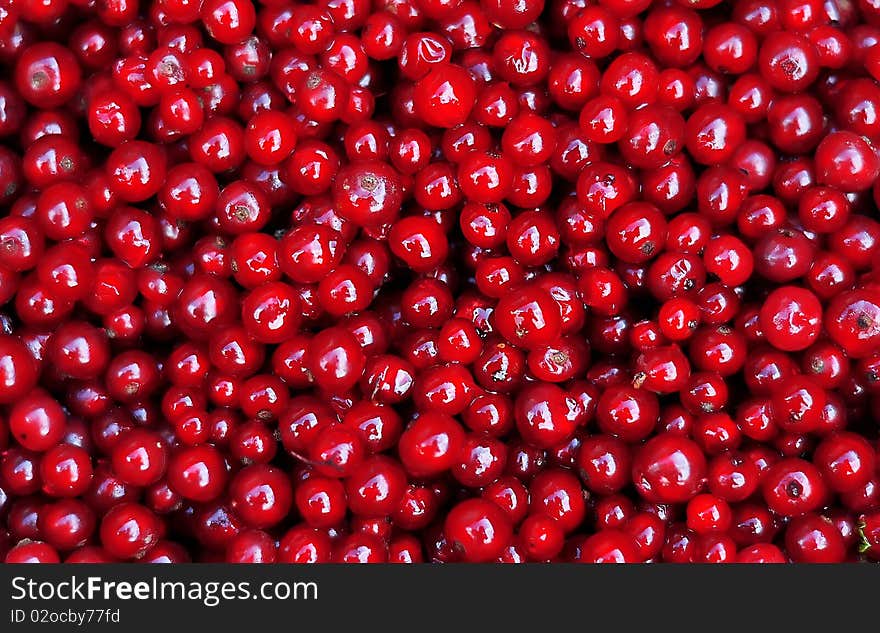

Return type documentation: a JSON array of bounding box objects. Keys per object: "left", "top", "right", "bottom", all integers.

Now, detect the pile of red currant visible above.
[{"left": 2, "top": 0, "right": 880, "bottom": 565}]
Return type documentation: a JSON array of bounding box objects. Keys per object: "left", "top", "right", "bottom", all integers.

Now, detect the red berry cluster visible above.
[{"left": 2, "top": 0, "right": 880, "bottom": 565}]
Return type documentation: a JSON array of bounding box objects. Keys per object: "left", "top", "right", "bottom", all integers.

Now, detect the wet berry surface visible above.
[{"left": 1, "top": 0, "right": 880, "bottom": 564}]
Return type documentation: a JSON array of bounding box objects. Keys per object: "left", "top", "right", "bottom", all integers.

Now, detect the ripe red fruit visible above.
[
  {"left": 413, "top": 64, "right": 477, "bottom": 128},
  {"left": 759, "top": 286, "right": 822, "bottom": 352},
  {"left": 785, "top": 513, "right": 846, "bottom": 563},
  {"left": 825, "top": 289, "right": 880, "bottom": 358},
  {"left": 632, "top": 434, "right": 707, "bottom": 504},
  {"left": 528, "top": 469, "right": 586, "bottom": 533},
  {"left": 0, "top": 0, "right": 879, "bottom": 568},
  {"left": 444, "top": 498, "right": 513, "bottom": 562},
  {"left": 166, "top": 445, "right": 228, "bottom": 503},
  {"left": 106, "top": 141, "right": 167, "bottom": 203},
  {"left": 333, "top": 160, "right": 403, "bottom": 227},
  {"left": 761, "top": 458, "right": 828, "bottom": 517},
  {"left": 229, "top": 464, "right": 293, "bottom": 529},
  {"left": 814, "top": 432, "right": 876, "bottom": 493},
  {"left": 0, "top": 334, "right": 38, "bottom": 404},
  {"left": 515, "top": 383, "right": 581, "bottom": 449},
  {"left": 398, "top": 412, "right": 465, "bottom": 478},
  {"left": 815, "top": 131, "right": 880, "bottom": 192},
  {"left": 15, "top": 42, "right": 82, "bottom": 108},
  {"left": 493, "top": 283, "right": 563, "bottom": 350},
  {"left": 111, "top": 430, "right": 167, "bottom": 487},
  {"left": 579, "top": 530, "right": 639, "bottom": 563},
  {"left": 388, "top": 216, "right": 449, "bottom": 274},
  {"left": 9, "top": 389, "right": 66, "bottom": 452},
  {"left": 758, "top": 32, "right": 819, "bottom": 93},
  {"left": 99, "top": 503, "right": 161, "bottom": 560},
  {"left": 596, "top": 384, "right": 659, "bottom": 443}
]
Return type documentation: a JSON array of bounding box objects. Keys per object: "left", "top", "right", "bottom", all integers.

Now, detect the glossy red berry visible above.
[
  {"left": 579, "top": 530, "right": 639, "bottom": 563},
  {"left": 167, "top": 445, "right": 228, "bottom": 503},
  {"left": 0, "top": 334, "right": 39, "bottom": 404},
  {"left": 515, "top": 383, "right": 581, "bottom": 449},
  {"left": 785, "top": 513, "right": 846, "bottom": 563},
  {"left": 596, "top": 384, "right": 659, "bottom": 443},
  {"left": 825, "top": 289, "right": 880, "bottom": 358},
  {"left": 759, "top": 286, "right": 822, "bottom": 352},
  {"left": 413, "top": 63, "right": 476, "bottom": 128},
  {"left": 444, "top": 498, "right": 513, "bottom": 562},
  {"left": 111, "top": 430, "right": 167, "bottom": 487},
  {"left": 15, "top": 42, "right": 82, "bottom": 108},
  {"left": 815, "top": 131, "right": 880, "bottom": 192},
  {"left": 334, "top": 160, "right": 402, "bottom": 227},
  {"left": 9, "top": 389, "right": 66, "bottom": 452},
  {"left": 398, "top": 412, "right": 465, "bottom": 478},
  {"left": 759, "top": 31, "right": 819, "bottom": 93},
  {"left": 761, "top": 458, "right": 828, "bottom": 517},
  {"left": 0, "top": 0, "right": 875, "bottom": 569},
  {"left": 229, "top": 464, "right": 292, "bottom": 529},
  {"left": 813, "top": 432, "right": 876, "bottom": 493},
  {"left": 106, "top": 141, "right": 167, "bottom": 203},
  {"left": 99, "top": 503, "right": 161, "bottom": 560},
  {"left": 632, "top": 434, "right": 707, "bottom": 504}
]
